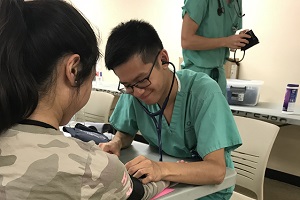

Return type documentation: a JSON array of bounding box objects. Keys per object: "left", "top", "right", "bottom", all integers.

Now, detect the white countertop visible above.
[{"left": 119, "top": 141, "right": 236, "bottom": 200}]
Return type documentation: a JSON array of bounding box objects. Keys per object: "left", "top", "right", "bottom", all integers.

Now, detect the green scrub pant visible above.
[{"left": 183, "top": 65, "right": 227, "bottom": 97}]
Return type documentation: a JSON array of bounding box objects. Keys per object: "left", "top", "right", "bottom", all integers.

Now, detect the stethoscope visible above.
[
  {"left": 217, "top": 0, "right": 245, "bottom": 18},
  {"left": 136, "top": 61, "right": 175, "bottom": 161},
  {"left": 218, "top": 0, "right": 245, "bottom": 33},
  {"left": 217, "top": 0, "right": 246, "bottom": 64}
]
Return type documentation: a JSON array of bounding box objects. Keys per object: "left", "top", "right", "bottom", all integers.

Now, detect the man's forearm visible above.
[
  {"left": 158, "top": 148, "right": 226, "bottom": 185},
  {"left": 158, "top": 160, "right": 226, "bottom": 185}
]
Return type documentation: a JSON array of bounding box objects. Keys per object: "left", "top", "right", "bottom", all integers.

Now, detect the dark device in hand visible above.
[
  {"left": 63, "top": 123, "right": 110, "bottom": 144},
  {"left": 241, "top": 30, "right": 259, "bottom": 51}
]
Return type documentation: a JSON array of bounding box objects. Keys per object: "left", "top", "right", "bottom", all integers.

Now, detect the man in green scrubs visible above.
[
  {"left": 181, "top": 0, "right": 250, "bottom": 95},
  {"left": 100, "top": 19, "right": 242, "bottom": 200}
]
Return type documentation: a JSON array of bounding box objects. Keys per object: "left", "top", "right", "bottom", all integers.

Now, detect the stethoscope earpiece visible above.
[{"left": 162, "top": 60, "right": 168, "bottom": 65}]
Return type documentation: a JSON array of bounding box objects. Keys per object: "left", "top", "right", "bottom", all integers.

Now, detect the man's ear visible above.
[
  {"left": 65, "top": 54, "right": 81, "bottom": 86},
  {"left": 160, "top": 49, "right": 169, "bottom": 69}
]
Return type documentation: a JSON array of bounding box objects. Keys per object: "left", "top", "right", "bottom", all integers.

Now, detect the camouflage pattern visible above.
[{"left": 0, "top": 124, "right": 168, "bottom": 200}]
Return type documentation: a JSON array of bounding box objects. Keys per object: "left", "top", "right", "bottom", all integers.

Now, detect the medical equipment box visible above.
[{"left": 226, "top": 79, "right": 264, "bottom": 106}]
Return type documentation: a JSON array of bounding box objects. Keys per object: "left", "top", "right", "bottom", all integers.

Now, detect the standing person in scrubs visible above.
[
  {"left": 100, "top": 19, "right": 242, "bottom": 200},
  {"left": 181, "top": 0, "right": 250, "bottom": 96}
]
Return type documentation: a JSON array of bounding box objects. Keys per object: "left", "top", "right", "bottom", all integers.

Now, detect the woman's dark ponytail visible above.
[
  {"left": 0, "top": 0, "right": 38, "bottom": 133},
  {"left": 0, "top": 0, "right": 100, "bottom": 134}
]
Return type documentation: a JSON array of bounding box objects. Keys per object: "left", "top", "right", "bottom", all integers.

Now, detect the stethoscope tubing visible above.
[{"left": 136, "top": 61, "right": 176, "bottom": 161}]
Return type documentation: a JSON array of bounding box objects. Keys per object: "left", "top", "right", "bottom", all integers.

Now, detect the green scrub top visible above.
[
  {"left": 181, "top": 0, "right": 243, "bottom": 96},
  {"left": 110, "top": 70, "right": 242, "bottom": 200},
  {"left": 181, "top": 0, "right": 243, "bottom": 68}
]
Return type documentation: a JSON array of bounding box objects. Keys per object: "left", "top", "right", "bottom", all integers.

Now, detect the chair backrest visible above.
[
  {"left": 75, "top": 91, "right": 115, "bottom": 123},
  {"left": 232, "top": 116, "right": 280, "bottom": 200}
]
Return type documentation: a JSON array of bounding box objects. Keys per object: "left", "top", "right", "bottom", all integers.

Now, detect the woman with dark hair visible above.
[{"left": 0, "top": 1, "right": 168, "bottom": 199}]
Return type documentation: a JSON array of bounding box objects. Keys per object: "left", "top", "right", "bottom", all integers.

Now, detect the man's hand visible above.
[
  {"left": 125, "top": 155, "right": 164, "bottom": 184},
  {"left": 99, "top": 140, "right": 122, "bottom": 157},
  {"left": 99, "top": 131, "right": 134, "bottom": 156}
]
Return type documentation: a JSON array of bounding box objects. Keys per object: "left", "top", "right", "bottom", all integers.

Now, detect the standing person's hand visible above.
[
  {"left": 239, "top": 29, "right": 250, "bottom": 35},
  {"left": 125, "top": 155, "right": 164, "bottom": 184},
  {"left": 226, "top": 33, "right": 251, "bottom": 50}
]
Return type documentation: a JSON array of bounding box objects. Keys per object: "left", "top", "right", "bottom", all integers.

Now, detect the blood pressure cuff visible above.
[
  {"left": 62, "top": 124, "right": 110, "bottom": 144},
  {"left": 128, "top": 176, "right": 145, "bottom": 200}
]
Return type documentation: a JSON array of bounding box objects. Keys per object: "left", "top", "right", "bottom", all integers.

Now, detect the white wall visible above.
[
  {"left": 70, "top": 0, "right": 300, "bottom": 177},
  {"left": 70, "top": 0, "right": 183, "bottom": 83},
  {"left": 241, "top": 1, "right": 300, "bottom": 104},
  {"left": 70, "top": 0, "right": 300, "bottom": 105}
]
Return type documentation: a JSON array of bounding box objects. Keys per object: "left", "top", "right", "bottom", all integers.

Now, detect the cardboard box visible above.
[
  {"left": 179, "top": 57, "right": 183, "bottom": 70},
  {"left": 179, "top": 57, "right": 239, "bottom": 78},
  {"left": 224, "top": 60, "right": 239, "bottom": 79}
]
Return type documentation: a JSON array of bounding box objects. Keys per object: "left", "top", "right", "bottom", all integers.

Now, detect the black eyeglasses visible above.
[{"left": 118, "top": 51, "right": 161, "bottom": 94}]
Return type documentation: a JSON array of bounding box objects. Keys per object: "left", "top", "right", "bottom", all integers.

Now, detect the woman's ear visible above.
[{"left": 65, "top": 54, "right": 81, "bottom": 86}]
